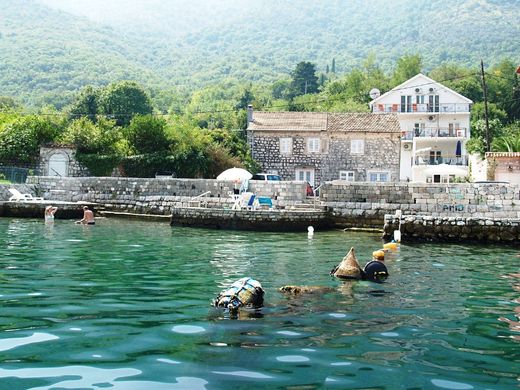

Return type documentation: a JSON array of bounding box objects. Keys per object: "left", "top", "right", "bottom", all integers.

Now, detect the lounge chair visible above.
[
  {"left": 236, "top": 192, "right": 255, "bottom": 210},
  {"left": 254, "top": 196, "right": 273, "bottom": 210},
  {"left": 8, "top": 188, "right": 44, "bottom": 202}
]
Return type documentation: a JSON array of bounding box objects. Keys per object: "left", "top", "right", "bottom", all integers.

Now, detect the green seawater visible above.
[{"left": 0, "top": 218, "right": 518, "bottom": 389}]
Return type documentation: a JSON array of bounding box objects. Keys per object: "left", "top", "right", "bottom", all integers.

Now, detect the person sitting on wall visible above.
[{"left": 76, "top": 206, "right": 95, "bottom": 225}]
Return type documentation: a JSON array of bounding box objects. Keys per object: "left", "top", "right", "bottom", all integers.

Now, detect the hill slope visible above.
[{"left": 2, "top": 0, "right": 519, "bottom": 107}]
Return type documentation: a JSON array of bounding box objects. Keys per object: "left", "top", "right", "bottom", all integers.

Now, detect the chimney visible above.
[{"left": 247, "top": 105, "right": 253, "bottom": 124}]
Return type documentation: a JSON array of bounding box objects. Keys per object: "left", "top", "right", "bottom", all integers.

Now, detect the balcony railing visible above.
[
  {"left": 402, "top": 128, "right": 467, "bottom": 140},
  {"left": 414, "top": 155, "right": 468, "bottom": 166},
  {"left": 373, "top": 103, "right": 470, "bottom": 114}
]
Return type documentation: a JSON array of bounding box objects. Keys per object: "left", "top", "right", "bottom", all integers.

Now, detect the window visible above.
[
  {"left": 367, "top": 171, "right": 389, "bottom": 182},
  {"left": 428, "top": 95, "right": 440, "bottom": 112},
  {"left": 401, "top": 95, "right": 412, "bottom": 112},
  {"left": 339, "top": 171, "right": 355, "bottom": 182},
  {"left": 280, "top": 138, "right": 292, "bottom": 154},
  {"left": 307, "top": 138, "right": 320, "bottom": 153},
  {"left": 351, "top": 139, "right": 364, "bottom": 154}
]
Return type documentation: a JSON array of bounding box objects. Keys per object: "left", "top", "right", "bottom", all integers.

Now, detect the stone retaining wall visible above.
[
  {"left": 383, "top": 214, "right": 520, "bottom": 244},
  {"left": 170, "top": 208, "right": 331, "bottom": 231},
  {"left": 321, "top": 181, "right": 520, "bottom": 219},
  {"left": 24, "top": 177, "right": 309, "bottom": 214}
]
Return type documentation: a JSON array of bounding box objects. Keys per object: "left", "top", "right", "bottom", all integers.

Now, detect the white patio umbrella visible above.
[{"left": 216, "top": 167, "right": 252, "bottom": 181}]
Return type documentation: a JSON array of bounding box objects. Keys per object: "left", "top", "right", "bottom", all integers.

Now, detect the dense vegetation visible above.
[
  {"left": 0, "top": 1, "right": 518, "bottom": 178},
  {"left": 0, "top": 56, "right": 518, "bottom": 178},
  {"left": 1, "top": 0, "right": 519, "bottom": 108}
]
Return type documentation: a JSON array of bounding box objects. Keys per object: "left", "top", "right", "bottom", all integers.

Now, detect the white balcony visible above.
[{"left": 373, "top": 103, "right": 471, "bottom": 114}]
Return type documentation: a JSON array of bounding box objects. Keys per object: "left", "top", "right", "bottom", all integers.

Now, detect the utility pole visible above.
[{"left": 480, "top": 59, "right": 491, "bottom": 152}]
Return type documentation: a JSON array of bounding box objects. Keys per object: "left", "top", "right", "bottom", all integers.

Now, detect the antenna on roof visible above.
[{"left": 369, "top": 88, "right": 381, "bottom": 99}]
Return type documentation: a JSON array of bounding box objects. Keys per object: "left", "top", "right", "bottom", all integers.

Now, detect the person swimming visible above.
[
  {"left": 44, "top": 205, "right": 58, "bottom": 223},
  {"left": 76, "top": 206, "right": 95, "bottom": 225}
]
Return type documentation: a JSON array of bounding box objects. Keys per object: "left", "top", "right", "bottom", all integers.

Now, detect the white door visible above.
[
  {"left": 295, "top": 168, "right": 315, "bottom": 186},
  {"left": 48, "top": 153, "right": 68, "bottom": 177}
]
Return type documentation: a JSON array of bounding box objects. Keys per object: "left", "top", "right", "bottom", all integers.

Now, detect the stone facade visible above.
[
  {"left": 247, "top": 111, "right": 402, "bottom": 186},
  {"left": 39, "top": 146, "right": 89, "bottom": 177}
]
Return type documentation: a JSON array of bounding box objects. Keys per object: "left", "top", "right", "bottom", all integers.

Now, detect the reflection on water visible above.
[{"left": 0, "top": 218, "right": 518, "bottom": 389}]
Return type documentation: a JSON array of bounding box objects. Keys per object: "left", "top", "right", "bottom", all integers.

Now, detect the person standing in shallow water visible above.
[
  {"left": 76, "top": 206, "right": 95, "bottom": 225},
  {"left": 44, "top": 205, "right": 58, "bottom": 223}
]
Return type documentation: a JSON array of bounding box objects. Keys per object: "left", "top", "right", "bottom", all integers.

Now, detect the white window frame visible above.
[
  {"left": 351, "top": 139, "right": 364, "bottom": 154},
  {"left": 367, "top": 171, "right": 390, "bottom": 182},
  {"left": 307, "top": 138, "right": 321, "bottom": 153},
  {"left": 339, "top": 170, "right": 355, "bottom": 182},
  {"left": 280, "top": 137, "right": 292, "bottom": 154}
]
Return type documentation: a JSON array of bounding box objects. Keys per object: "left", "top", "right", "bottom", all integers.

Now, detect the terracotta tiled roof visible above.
[
  {"left": 328, "top": 113, "right": 400, "bottom": 133},
  {"left": 248, "top": 112, "right": 328, "bottom": 131},
  {"left": 247, "top": 111, "right": 400, "bottom": 133},
  {"left": 486, "top": 152, "right": 520, "bottom": 158}
]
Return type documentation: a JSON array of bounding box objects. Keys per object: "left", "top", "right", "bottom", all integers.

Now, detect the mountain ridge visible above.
[{"left": 1, "top": 0, "right": 519, "bottom": 107}]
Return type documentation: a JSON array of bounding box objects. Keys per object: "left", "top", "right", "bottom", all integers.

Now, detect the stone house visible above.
[{"left": 246, "top": 108, "right": 402, "bottom": 186}]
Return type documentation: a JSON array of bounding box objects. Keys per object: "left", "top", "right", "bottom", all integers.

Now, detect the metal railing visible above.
[
  {"left": 373, "top": 103, "right": 470, "bottom": 114},
  {"left": 186, "top": 191, "right": 211, "bottom": 208},
  {"left": 402, "top": 128, "right": 467, "bottom": 140},
  {"left": 0, "top": 166, "right": 32, "bottom": 183},
  {"left": 414, "top": 155, "right": 468, "bottom": 166}
]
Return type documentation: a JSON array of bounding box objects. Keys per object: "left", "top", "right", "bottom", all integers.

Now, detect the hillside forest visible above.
[{"left": 0, "top": 55, "right": 518, "bottom": 178}]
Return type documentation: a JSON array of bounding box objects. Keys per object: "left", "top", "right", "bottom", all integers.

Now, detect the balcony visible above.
[
  {"left": 373, "top": 103, "right": 470, "bottom": 114},
  {"left": 402, "top": 127, "right": 467, "bottom": 140},
  {"left": 414, "top": 155, "right": 468, "bottom": 166}
]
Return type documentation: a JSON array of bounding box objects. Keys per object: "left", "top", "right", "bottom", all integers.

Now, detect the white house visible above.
[{"left": 370, "top": 74, "right": 473, "bottom": 183}]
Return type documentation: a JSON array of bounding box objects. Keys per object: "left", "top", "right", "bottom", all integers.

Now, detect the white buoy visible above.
[
  {"left": 307, "top": 226, "right": 314, "bottom": 237},
  {"left": 393, "top": 230, "right": 401, "bottom": 243}
]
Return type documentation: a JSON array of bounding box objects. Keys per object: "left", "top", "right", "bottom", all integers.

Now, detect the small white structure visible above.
[
  {"left": 370, "top": 74, "right": 473, "bottom": 183},
  {"left": 39, "top": 146, "right": 89, "bottom": 177}
]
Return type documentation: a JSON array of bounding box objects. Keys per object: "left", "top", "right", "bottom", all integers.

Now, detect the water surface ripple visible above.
[{"left": 0, "top": 218, "right": 518, "bottom": 389}]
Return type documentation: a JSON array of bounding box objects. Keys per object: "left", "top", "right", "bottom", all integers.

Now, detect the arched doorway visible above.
[{"left": 48, "top": 152, "right": 68, "bottom": 177}]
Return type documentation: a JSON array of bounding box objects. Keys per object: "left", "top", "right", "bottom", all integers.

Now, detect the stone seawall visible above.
[
  {"left": 24, "top": 177, "right": 309, "bottom": 214},
  {"left": 170, "top": 208, "right": 331, "bottom": 231},
  {"left": 383, "top": 214, "right": 520, "bottom": 244},
  {"left": 3, "top": 178, "right": 519, "bottom": 241}
]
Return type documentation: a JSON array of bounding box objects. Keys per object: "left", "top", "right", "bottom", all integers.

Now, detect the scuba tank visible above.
[{"left": 214, "top": 277, "right": 264, "bottom": 312}]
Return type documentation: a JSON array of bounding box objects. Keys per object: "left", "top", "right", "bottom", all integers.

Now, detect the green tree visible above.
[
  {"left": 67, "top": 85, "right": 100, "bottom": 120},
  {"left": 126, "top": 115, "right": 169, "bottom": 154},
  {"left": 98, "top": 81, "right": 153, "bottom": 126},
  {"left": 391, "top": 54, "right": 422, "bottom": 86},
  {"left": 0, "top": 96, "right": 19, "bottom": 110},
  {"left": 290, "top": 61, "right": 319, "bottom": 97},
  {"left": 0, "top": 116, "right": 58, "bottom": 164}
]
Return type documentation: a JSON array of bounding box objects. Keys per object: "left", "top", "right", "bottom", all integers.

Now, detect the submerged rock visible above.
[{"left": 279, "top": 285, "right": 335, "bottom": 294}]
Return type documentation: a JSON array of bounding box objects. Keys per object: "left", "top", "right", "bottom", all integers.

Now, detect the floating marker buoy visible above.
[
  {"left": 307, "top": 226, "right": 314, "bottom": 235},
  {"left": 393, "top": 230, "right": 401, "bottom": 243}
]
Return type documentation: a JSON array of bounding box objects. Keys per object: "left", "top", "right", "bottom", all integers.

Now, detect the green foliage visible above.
[
  {"left": 2, "top": 0, "right": 520, "bottom": 109},
  {"left": 290, "top": 62, "right": 319, "bottom": 97},
  {"left": 391, "top": 55, "right": 423, "bottom": 86},
  {"left": 492, "top": 122, "right": 520, "bottom": 152},
  {"left": 126, "top": 115, "right": 169, "bottom": 154},
  {"left": 0, "top": 115, "right": 60, "bottom": 164},
  {"left": 98, "top": 81, "right": 153, "bottom": 126},
  {"left": 67, "top": 85, "right": 99, "bottom": 120}
]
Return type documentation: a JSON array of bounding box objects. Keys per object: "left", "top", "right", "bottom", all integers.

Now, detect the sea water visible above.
[{"left": 0, "top": 218, "right": 518, "bottom": 389}]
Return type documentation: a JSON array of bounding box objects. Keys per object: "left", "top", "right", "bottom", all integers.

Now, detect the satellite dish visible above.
[{"left": 369, "top": 88, "right": 381, "bottom": 99}]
